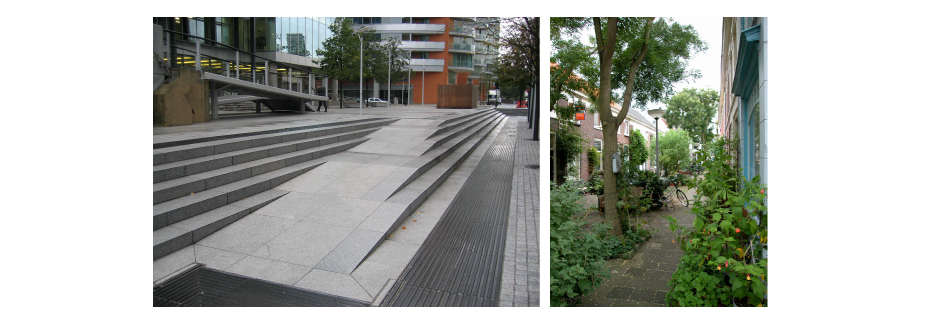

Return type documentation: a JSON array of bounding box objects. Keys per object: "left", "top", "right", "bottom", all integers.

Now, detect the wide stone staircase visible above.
[
  {"left": 153, "top": 107, "right": 510, "bottom": 296},
  {"left": 153, "top": 118, "right": 395, "bottom": 260},
  {"left": 313, "top": 108, "right": 509, "bottom": 275}
]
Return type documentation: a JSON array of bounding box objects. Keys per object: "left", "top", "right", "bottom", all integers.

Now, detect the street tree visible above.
[
  {"left": 650, "top": 129, "right": 691, "bottom": 176},
  {"left": 553, "top": 17, "right": 705, "bottom": 236},
  {"left": 549, "top": 46, "right": 591, "bottom": 120},
  {"left": 492, "top": 56, "right": 529, "bottom": 102},
  {"left": 316, "top": 18, "right": 381, "bottom": 108},
  {"left": 496, "top": 17, "right": 539, "bottom": 138},
  {"left": 369, "top": 38, "right": 411, "bottom": 103},
  {"left": 664, "top": 87, "right": 718, "bottom": 144}
]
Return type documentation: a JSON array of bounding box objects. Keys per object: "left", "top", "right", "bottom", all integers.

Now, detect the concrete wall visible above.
[{"left": 153, "top": 69, "right": 210, "bottom": 127}]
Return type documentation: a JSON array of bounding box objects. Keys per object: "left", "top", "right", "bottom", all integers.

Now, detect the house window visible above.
[
  {"left": 593, "top": 139, "right": 603, "bottom": 171},
  {"left": 594, "top": 113, "right": 601, "bottom": 129}
]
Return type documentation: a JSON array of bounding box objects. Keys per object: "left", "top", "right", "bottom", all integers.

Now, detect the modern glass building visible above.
[
  {"left": 154, "top": 17, "right": 336, "bottom": 93},
  {"left": 154, "top": 17, "right": 498, "bottom": 106}
]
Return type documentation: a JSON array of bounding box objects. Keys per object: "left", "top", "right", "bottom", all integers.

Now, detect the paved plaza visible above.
[{"left": 153, "top": 104, "right": 539, "bottom": 306}]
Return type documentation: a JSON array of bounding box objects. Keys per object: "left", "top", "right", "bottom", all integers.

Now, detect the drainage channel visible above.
[
  {"left": 380, "top": 118, "right": 516, "bottom": 307},
  {"left": 153, "top": 265, "right": 369, "bottom": 307}
]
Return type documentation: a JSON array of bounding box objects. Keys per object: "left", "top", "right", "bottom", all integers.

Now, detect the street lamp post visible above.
[
  {"left": 404, "top": 50, "right": 411, "bottom": 105},
  {"left": 648, "top": 108, "right": 666, "bottom": 176},
  {"left": 355, "top": 26, "right": 372, "bottom": 115}
]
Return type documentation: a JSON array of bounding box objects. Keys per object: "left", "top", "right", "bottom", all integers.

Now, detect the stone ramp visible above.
[
  {"left": 154, "top": 108, "right": 512, "bottom": 304},
  {"left": 153, "top": 119, "right": 395, "bottom": 260},
  {"left": 380, "top": 115, "right": 517, "bottom": 307}
]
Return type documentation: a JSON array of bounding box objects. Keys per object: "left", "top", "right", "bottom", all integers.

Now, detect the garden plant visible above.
[
  {"left": 550, "top": 181, "right": 634, "bottom": 307},
  {"left": 665, "top": 137, "right": 768, "bottom": 307}
]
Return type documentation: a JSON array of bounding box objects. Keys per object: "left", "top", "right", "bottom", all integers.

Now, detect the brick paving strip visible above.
[
  {"left": 578, "top": 187, "right": 698, "bottom": 307},
  {"left": 498, "top": 118, "right": 540, "bottom": 307}
]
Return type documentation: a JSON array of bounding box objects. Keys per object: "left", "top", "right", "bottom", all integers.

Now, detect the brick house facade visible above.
[{"left": 575, "top": 108, "right": 629, "bottom": 180}]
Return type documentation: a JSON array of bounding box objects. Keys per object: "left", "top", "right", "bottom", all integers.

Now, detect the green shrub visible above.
[
  {"left": 665, "top": 137, "right": 768, "bottom": 307},
  {"left": 550, "top": 181, "right": 628, "bottom": 307}
]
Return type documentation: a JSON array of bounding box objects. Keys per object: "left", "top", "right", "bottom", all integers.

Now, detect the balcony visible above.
[
  {"left": 400, "top": 40, "right": 445, "bottom": 52},
  {"left": 473, "top": 57, "right": 486, "bottom": 67},
  {"left": 469, "top": 66, "right": 484, "bottom": 79},
  {"left": 449, "top": 59, "right": 474, "bottom": 72},
  {"left": 450, "top": 42, "right": 474, "bottom": 53},
  {"left": 409, "top": 58, "right": 444, "bottom": 72},
  {"left": 352, "top": 23, "right": 446, "bottom": 34},
  {"left": 450, "top": 21, "right": 475, "bottom": 37}
]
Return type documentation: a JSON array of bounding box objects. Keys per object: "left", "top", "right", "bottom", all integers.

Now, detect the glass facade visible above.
[
  {"left": 451, "top": 53, "right": 473, "bottom": 68},
  {"left": 154, "top": 17, "right": 336, "bottom": 91},
  {"left": 154, "top": 17, "right": 335, "bottom": 58},
  {"left": 451, "top": 36, "right": 473, "bottom": 51}
]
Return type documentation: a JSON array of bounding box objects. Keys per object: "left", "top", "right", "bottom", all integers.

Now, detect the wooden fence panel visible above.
[{"left": 437, "top": 84, "right": 478, "bottom": 109}]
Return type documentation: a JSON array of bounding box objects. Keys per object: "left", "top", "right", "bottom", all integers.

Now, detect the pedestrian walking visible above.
[{"left": 316, "top": 85, "right": 328, "bottom": 112}]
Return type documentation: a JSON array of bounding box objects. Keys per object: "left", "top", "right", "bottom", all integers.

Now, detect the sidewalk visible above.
[
  {"left": 578, "top": 187, "right": 698, "bottom": 307},
  {"left": 499, "top": 118, "right": 540, "bottom": 306}
]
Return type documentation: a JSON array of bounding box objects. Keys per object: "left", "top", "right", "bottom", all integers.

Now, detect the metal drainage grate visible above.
[
  {"left": 525, "top": 164, "right": 539, "bottom": 170},
  {"left": 153, "top": 265, "right": 369, "bottom": 307}
]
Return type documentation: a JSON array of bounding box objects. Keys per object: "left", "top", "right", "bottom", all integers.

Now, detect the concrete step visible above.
[
  {"left": 153, "top": 126, "right": 378, "bottom": 184},
  {"left": 153, "top": 189, "right": 290, "bottom": 260},
  {"left": 437, "top": 108, "right": 495, "bottom": 127},
  {"left": 153, "top": 160, "right": 327, "bottom": 232},
  {"left": 359, "top": 113, "right": 506, "bottom": 203},
  {"left": 416, "top": 112, "right": 502, "bottom": 156},
  {"left": 154, "top": 118, "right": 394, "bottom": 165},
  {"left": 496, "top": 106, "right": 528, "bottom": 117},
  {"left": 428, "top": 109, "right": 498, "bottom": 138},
  {"left": 153, "top": 137, "right": 369, "bottom": 204},
  {"left": 313, "top": 116, "right": 509, "bottom": 274}
]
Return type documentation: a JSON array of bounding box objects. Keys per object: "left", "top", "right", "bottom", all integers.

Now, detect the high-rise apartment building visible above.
[
  {"left": 286, "top": 33, "right": 308, "bottom": 57},
  {"left": 348, "top": 17, "right": 499, "bottom": 105}
]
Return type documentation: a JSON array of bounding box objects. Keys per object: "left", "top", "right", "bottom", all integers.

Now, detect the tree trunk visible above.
[{"left": 602, "top": 124, "right": 622, "bottom": 236}]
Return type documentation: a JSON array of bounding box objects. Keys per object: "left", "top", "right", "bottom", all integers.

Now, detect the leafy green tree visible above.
[
  {"left": 492, "top": 57, "right": 530, "bottom": 102},
  {"left": 664, "top": 87, "right": 718, "bottom": 144},
  {"left": 552, "top": 17, "right": 705, "bottom": 236},
  {"left": 552, "top": 120, "right": 583, "bottom": 185},
  {"left": 628, "top": 129, "right": 649, "bottom": 171},
  {"left": 316, "top": 18, "right": 381, "bottom": 108},
  {"left": 549, "top": 35, "right": 591, "bottom": 121},
  {"left": 369, "top": 38, "right": 412, "bottom": 101},
  {"left": 649, "top": 129, "right": 691, "bottom": 176}
]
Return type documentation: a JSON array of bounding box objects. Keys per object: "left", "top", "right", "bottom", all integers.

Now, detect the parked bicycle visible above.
[{"left": 661, "top": 176, "right": 689, "bottom": 208}]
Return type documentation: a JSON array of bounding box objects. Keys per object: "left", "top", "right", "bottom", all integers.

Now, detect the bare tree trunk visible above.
[{"left": 601, "top": 125, "right": 623, "bottom": 236}]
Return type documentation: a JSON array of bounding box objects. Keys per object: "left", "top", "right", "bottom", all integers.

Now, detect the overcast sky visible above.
[{"left": 575, "top": 17, "right": 723, "bottom": 122}]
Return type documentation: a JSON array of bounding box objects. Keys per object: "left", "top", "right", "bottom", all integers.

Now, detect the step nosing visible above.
[
  {"left": 153, "top": 128, "right": 378, "bottom": 173},
  {"left": 385, "top": 116, "right": 503, "bottom": 200},
  {"left": 153, "top": 161, "right": 324, "bottom": 215},
  {"left": 154, "top": 118, "right": 392, "bottom": 150},
  {"left": 153, "top": 138, "right": 368, "bottom": 193}
]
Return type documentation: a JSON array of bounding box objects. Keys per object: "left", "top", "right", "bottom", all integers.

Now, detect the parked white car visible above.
[{"left": 366, "top": 97, "right": 389, "bottom": 107}]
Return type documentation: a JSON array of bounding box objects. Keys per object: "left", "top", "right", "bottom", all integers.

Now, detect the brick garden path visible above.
[{"left": 578, "top": 187, "right": 698, "bottom": 307}]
